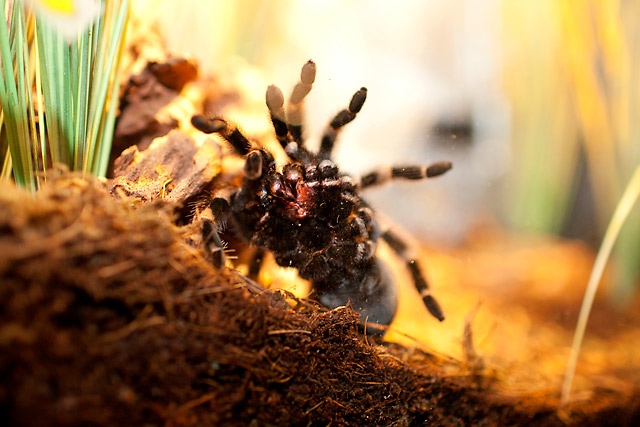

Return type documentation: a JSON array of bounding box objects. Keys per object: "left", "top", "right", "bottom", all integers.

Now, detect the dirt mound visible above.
[{"left": 1, "top": 174, "right": 638, "bottom": 426}]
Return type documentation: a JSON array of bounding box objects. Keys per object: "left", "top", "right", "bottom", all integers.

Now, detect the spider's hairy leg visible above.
[
  {"left": 200, "top": 209, "right": 227, "bottom": 270},
  {"left": 191, "top": 115, "right": 275, "bottom": 180},
  {"left": 266, "top": 61, "right": 317, "bottom": 162},
  {"left": 265, "top": 61, "right": 316, "bottom": 147},
  {"left": 266, "top": 84, "right": 290, "bottom": 148},
  {"left": 379, "top": 226, "right": 445, "bottom": 322},
  {"left": 198, "top": 185, "right": 238, "bottom": 269},
  {"left": 191, "top": 115, "right": 252, "bottom": 156},
  {"left": 359, "top": 161, "right": 452, "bottom": 189},
  {"left": 318, "top": 87, "right": 368, "bottom": 159},
  {"left": 247, "top": 248, "right": 266, "bottom": 280},
  {"left": 266, "top": 84, "right": 314, "bottom": 163},
  {"left": 209, "top": 187, "right": 234, "bottom": 221},
  {"left": 287, "top": 60, "right": 316, "bottom": 143}
]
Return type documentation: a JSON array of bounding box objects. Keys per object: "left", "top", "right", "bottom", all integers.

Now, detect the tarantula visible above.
[{"left": 191, "top": 60, "right": 451, "bottom": 330}]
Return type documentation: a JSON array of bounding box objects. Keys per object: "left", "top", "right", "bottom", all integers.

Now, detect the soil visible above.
[
  {"left": 1, "top": 173, "right": 638, "bottom": 427},
  {"left": 2, "top": 55, "right": 640, "bottom": 426}
]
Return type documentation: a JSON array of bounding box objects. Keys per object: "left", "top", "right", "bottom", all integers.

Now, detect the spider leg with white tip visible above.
[
  {"left": 266, "top": 60, "right": 317, "bottom": 160},
  {"left": 318, "top": 87, "right": 368, "bottom": 159},
  {"left": 359, "top": 162, "right": 452, "bottom": 189}
]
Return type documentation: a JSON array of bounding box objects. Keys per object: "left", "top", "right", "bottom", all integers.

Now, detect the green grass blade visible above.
[
  {"left": 36, "top": 21, "right": 66, "bottom": 167},
  {"left": 32, "top": 30, "right": 48, "bottom": 177},
  {"left": 85, "top": 0, "right": 130, "bottom": 175},
  {"left": 73, "top": 29, "right": 92, "bottom": 172},
  {"left": 0, "top": 109, "right": 11, "bottom": 181},
  {"left": 0, "top": 0, "right": 36, "bottom": 190}
]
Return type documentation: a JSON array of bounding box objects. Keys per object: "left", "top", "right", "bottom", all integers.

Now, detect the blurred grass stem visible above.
[{"left": 561, "top": 164, "right": 640, "bottom": 405}]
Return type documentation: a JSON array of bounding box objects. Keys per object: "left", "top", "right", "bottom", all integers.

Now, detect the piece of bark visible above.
[
  {"left": 109, "top": 130, "right": 220, "bottom": 205},
  {"left": 110, "top": 58, "right": 199, "bottom": 175},
  {"left": 148, "top": 57, "right": 198, "bottom": 92}
]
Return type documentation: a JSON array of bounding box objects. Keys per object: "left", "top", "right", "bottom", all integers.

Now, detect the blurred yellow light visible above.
[
  {"left": 40, "top": 0, "right": 75, "bottom": 15},
  {"left": 26, "top": 0, "right": 102, "bottom": 40}
]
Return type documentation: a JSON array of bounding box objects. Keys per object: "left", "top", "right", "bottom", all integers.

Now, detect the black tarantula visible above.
[{"left": 191, "top": 60, "right": 451, "bottom": 330}]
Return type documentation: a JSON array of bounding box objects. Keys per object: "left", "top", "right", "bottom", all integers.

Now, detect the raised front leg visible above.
[{"left": 318, "top": 87, "right": 368, "bottom": 159}]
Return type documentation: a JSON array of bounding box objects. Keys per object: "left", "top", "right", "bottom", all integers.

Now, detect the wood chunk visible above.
[
  {"left": 109, "top": 130, "right": 220, "bottom": 205},
  {"left": 110, "top": 58, "right": 200, "bottom": 175},
  {"left": 148, "top": 57, "right": 198, "bottom": 92}
]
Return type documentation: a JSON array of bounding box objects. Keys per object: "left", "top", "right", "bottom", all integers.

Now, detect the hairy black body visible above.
[{"left": 192, "top": 61, "right": 451, "bottom": 331}]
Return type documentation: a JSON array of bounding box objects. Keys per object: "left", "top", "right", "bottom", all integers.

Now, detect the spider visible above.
[{"left": 191, "top": 60, "right": 452, "bottom": 331}]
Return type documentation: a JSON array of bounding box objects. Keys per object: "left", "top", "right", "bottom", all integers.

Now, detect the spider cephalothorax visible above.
[{"left": 192, "top": 60, "right": 451, "bottom": 331}]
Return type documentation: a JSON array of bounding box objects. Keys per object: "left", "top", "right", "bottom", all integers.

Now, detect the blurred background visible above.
[{"left": 133, "top": 0, "right": 640, "bottom": 300}]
